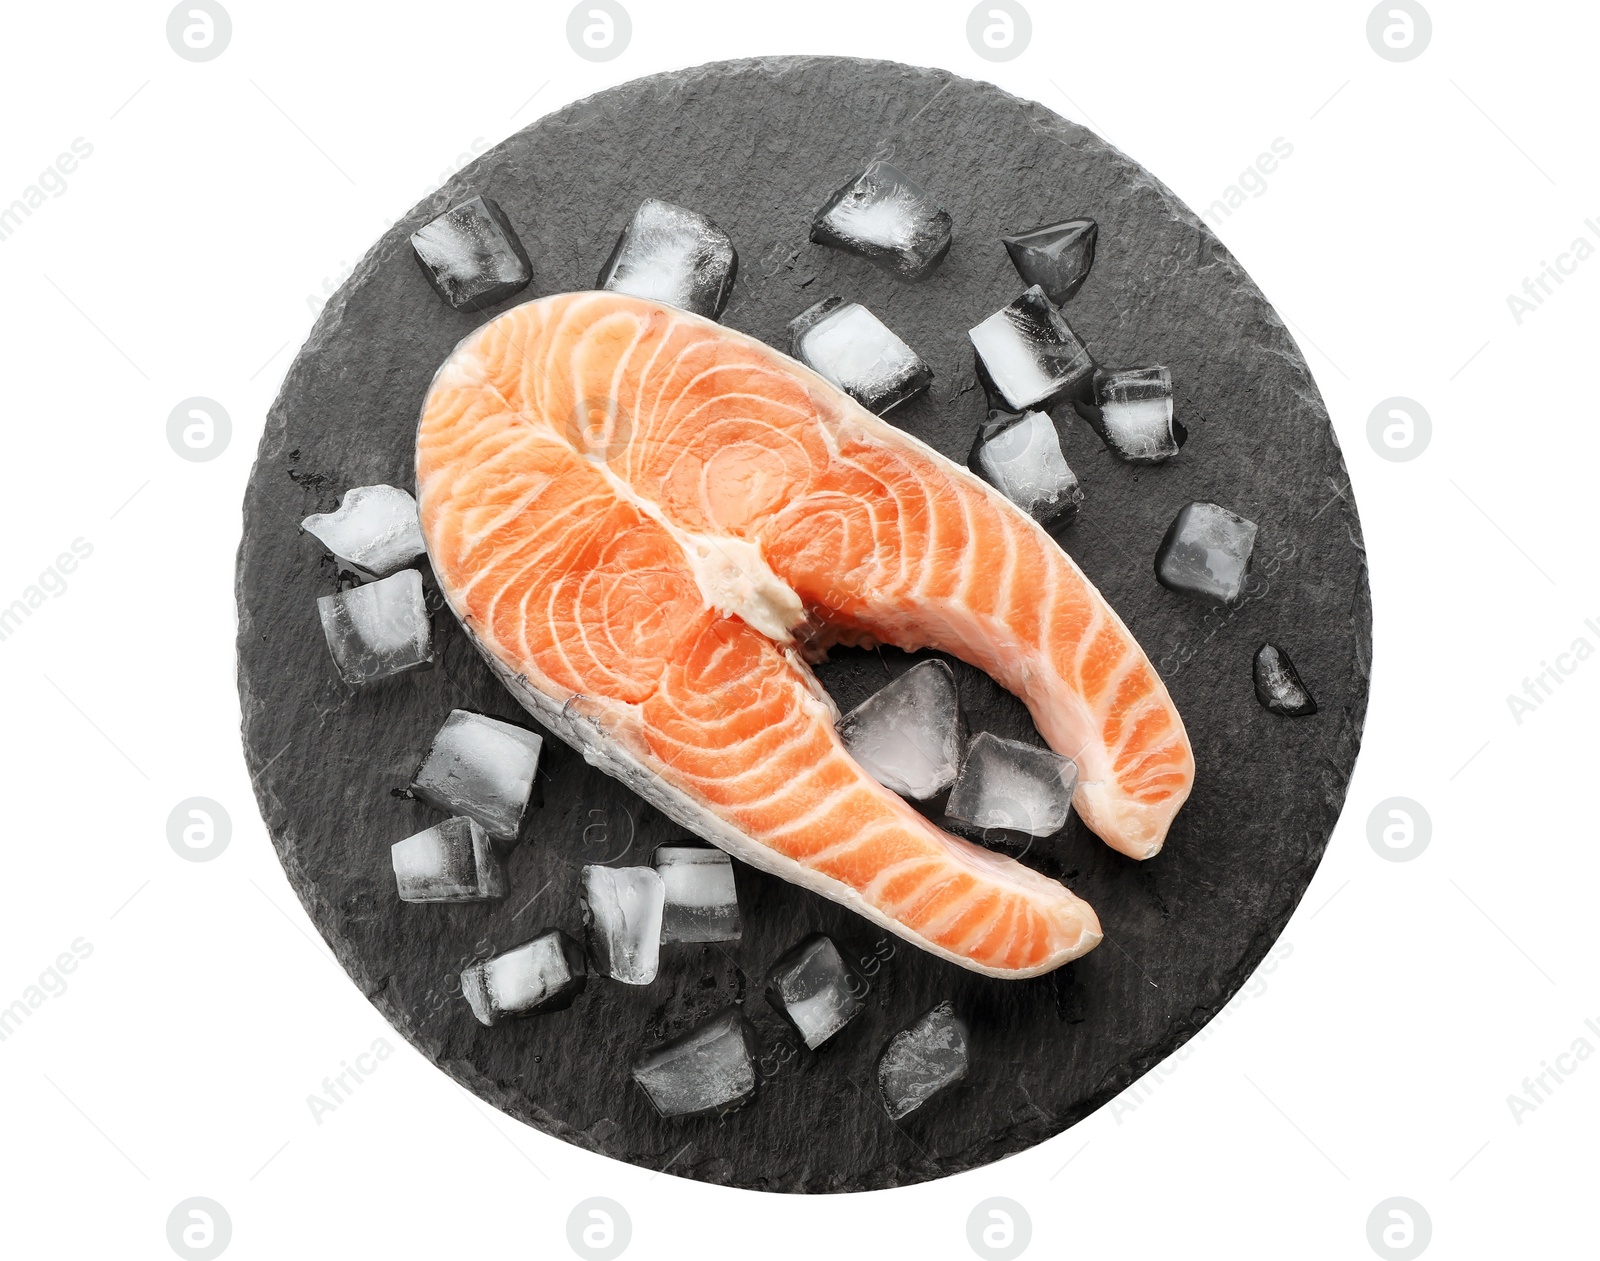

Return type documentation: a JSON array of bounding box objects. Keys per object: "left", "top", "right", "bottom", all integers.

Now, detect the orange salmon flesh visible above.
[{"left": 416, "top": 292, "right": 1195, "bottom": 978}]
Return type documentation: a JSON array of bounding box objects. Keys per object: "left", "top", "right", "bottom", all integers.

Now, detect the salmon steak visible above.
[{"left": 415, "top": 291, "right": 1194, "bottom": 978}]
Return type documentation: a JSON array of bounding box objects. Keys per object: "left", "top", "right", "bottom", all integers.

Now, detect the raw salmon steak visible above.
[{"left": 416, "top": 292, "right": 1194, "bottom": 977}]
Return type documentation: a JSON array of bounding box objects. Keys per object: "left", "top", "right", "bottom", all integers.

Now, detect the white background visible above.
[{"left": 1, "top": 1, "right": 1595, "bottom": 1257}]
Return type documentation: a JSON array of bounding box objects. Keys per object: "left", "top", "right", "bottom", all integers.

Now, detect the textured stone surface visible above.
[{"left": 236, "top": 57, "right": 1370, "bottom": 1192}]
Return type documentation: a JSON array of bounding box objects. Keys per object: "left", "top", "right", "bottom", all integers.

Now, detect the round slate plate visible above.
[{"left": 237, "top": 56, "right": 1370, "bottom": 1192}]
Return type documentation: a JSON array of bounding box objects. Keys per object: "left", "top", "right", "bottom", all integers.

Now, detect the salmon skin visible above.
[{"left": 417, "top": 293, "right": 1194, "bottom": 977}]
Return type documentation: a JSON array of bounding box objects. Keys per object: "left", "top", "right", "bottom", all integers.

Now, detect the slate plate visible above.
[{"left": 236, "top": 56, "right": 1370, "bottom": 1192}]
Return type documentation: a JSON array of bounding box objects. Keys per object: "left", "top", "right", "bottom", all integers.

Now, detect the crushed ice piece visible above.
[
  {"left": 877, "top": 1001, "right": 968, "bottom": 1121},
  {"left": 969, "top": 285, "right": 1096, "bottom": 411},
  {"left": 316, "top": 568, "right": 433, "bottom": 685},
  {"left": 411, "top": 710, "right": 543, "bottom": 843},
  {"left": 788, "top": 297, "right": 933, "bottom": 414},
  {"left": 945, "top": 732, "right": 1078, "bottom": 839},
  {"left": 836, "top": 659, "right": 963, "bottom": 800},
  {"left": 391, "top": 816, "right": 506, "bottom": 903},
  {"left": 765, "top": 934, "right": 866, "bottom": 1050},
  {"left": 1253, "top": 643, "right": 1318, "bottom": 716},
  {"left": 597, "top": 198, "right": 738, "bottom": 320},
  {"left": 300, "top": 484, "right": 426, "bottom": 580},
  {"left": 1076, "top": 366, "right": 1185, "bottom": 464},
  {"left": 1155, "top": 501, "right": 1259, "bottom": 604},
  {"left": 969, "top": 409, "right": 1083, "bottom": 525},
  {"left": 654, "top": 844, "right": 741, "bottom": 944},
  {"left": 1002, "top": 218, "right": 1098, "bottom": 303},
  {"left": 410, "top": 193, "right": 532, "bottom": 312},
  {"left": 461, "top": 930, "right": 586, "bottom": 1026},
  {"left": 580, "top": 865, "right": 665, "bottom": 985},
  {"left": 810, "top": 161, "right": 952, "bottom": 281},
  {"left": 632, "top": 1007, "right": 758, "bottom": 1118}
]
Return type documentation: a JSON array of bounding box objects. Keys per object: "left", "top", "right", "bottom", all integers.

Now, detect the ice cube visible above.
[
  {"left": 391, "top": 816, "right": 506, "bottom": 903},
  {"left": 410, "top": 193, "right": 532, "bottom": 312},
  {"left": 836, "top": 659, "right": 963, "bottom": 800},
  {"left": 300, "top": 484, "right": 427, "bottom": 581},
  {"left": 765, "top": 934, "right": 866, "bottom": 1050},
  {"left": 1253, "top": 643, "right": 1318, "bottom": 716},
  {"left": 810, "top": 161, "right": 952, "bottom": 281},
  {"left": 877, "top": 1001, "right": 968, "bottom": 1121},
  {"left": 461, "top": 930, "right": 586, "bottom": 1026},
  {"left": 654, "top": 844, "right": 741, "bottom": 944},
  {"left": 632, "top": 1006, "right": 758, "bottom": 1118},
  {"left": 597, "top": 198, "right": 738, "bottom": 320},
  {"left": 316, "top": 568, "right": 433, "bottom": 685},
  {"left": 788, "top": 297, "right": 933, "bottom": 414},
  {"left": 1076, "top": 366, "right": 1185, "bottom": 464},
  {"left": 1154, "top": 502, "right": 1259, "bottom": 604},
  {"left": 945, "top": 732, "right": 1078, "bottom": 839},
  {"left": 411, "top": 710, "right": 543, "bottom": 843},
  {"left": 1002, "top": 218, "right": 1098, "bottom": 303},
  {"left": 969, "top": 286, "right": 1096, "bottom": 411},
  {"left": 580, "top": 865, "right": 665, "bottom": 985},
  {"left": 968, "top": 409, "right": 1083, "bottom": 525}
]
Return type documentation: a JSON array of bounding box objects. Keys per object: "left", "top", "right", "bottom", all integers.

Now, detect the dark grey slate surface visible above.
[{"left": 236, "top": 56, "right": 1370, "bottom": 1193}]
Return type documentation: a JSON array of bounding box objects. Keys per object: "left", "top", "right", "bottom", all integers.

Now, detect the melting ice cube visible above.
[
  {"left": 945, "top": 732, "right": 1078, "bottom": 839},
  {"left": 597, "top": 198, "right": 738, "bottom": 320},
  {"left": 765, "top": 934, "right": 866, "bottom": 1050},
  {"left": 1154, "top": 502, "right": 1259, "bottom": 604},
  {"left": 810, "top": 161, "right": 952, "bottom": 282},
  {"left": 1076, "top": 366, "right": 1184, "bottom": 464},
  {"left": 654, "top": 844, "right": 741, "bottom": 944},
  {"left": 632, "top": 1007, "right": 758, "bottom": 1119},
  {"left": 1002, "top": 218, "right": 1098, "bottom": 304},
  {"left": 968, "top": 409, "right": 1083, "bottom": 526},
  {"left": 580, "top": 865, "right": 665, "bottom": 985},
  {"left": 410, "top": 193, "right": 533, "bottom": 312},
  {"left": 391, "top": 816, "right": 506, "bottom": 903},
  {"left": 1253, "top": 643, "right": 1318, "bottom": 716},
  {"left": 461, "top": 930, "right": 587, "bottom": 1026},
  {"left": 301, "top": 484, "right": 427, "bottom": 581},
  {"left": 969, "top": 286, "right": 1096, "bottom": 411},
  {"left": 316, "top": 568, "right": 433, "bottom": 685},
  {"left": 877, "top": 1001, "right": 968, "bottom": 1121},
  {"left": 788, "top": 297, "right": 933, "bottom": 414},
  {"left": 836, "top": 659, "right": 963, "bottom": 800},
  {"left": 411, "top": 710, "right": 543, "bottom": 844}
]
